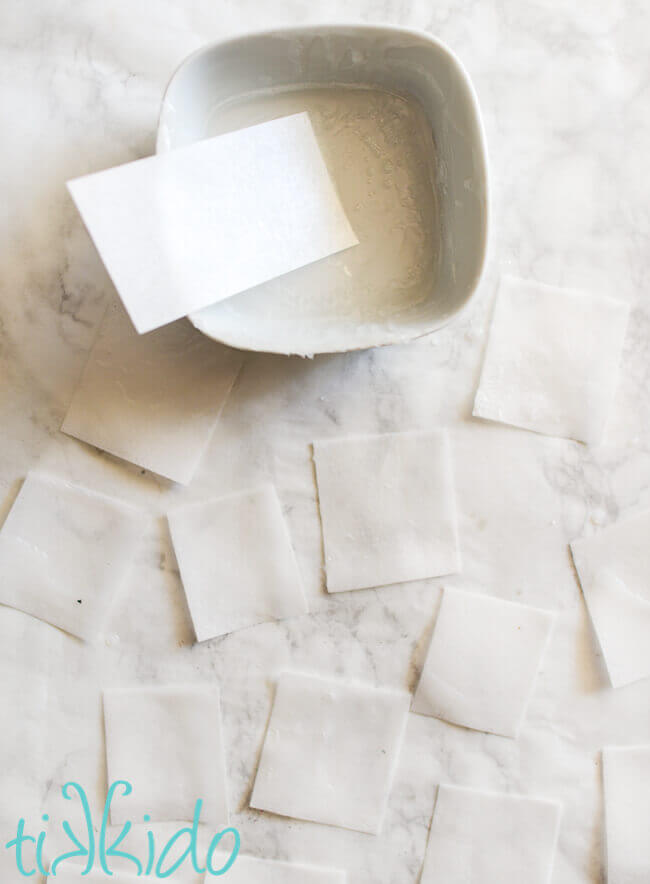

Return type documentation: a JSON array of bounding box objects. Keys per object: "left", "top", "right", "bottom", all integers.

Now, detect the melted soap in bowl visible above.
[{"left": 195, "top": 86, "right": 440, "bottom": 336}]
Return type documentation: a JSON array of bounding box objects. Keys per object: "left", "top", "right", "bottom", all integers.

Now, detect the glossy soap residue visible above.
[{"left": 206, "top": 86, "right": 440, "bottom": 324}]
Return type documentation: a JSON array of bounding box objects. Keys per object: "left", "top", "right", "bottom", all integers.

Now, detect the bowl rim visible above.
[{"left": 156, "top": 23, "right": 490, "bottom": 355}]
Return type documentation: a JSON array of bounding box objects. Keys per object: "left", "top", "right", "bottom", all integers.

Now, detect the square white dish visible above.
[{"left": 157, "top": 25, "right": 488, "bottom": 355}]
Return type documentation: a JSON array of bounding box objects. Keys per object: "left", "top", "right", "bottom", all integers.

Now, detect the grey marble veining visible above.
[{"left": 1, "top": 1, "right": 650, "bottom": 882}]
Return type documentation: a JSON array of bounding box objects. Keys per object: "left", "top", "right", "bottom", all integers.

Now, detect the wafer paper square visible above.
[
  {"left": 421, "top": 784, "right": 561, "bottom": 884},
  {"left": 413, "top": 587, "right": 554, "bottom": 737},
  {"left": 250, "top": 671, "right": 409, "bottom": 833},
  {"left": 0, "top": 473, "right": 140, "bottom": 640},
  {"left": 103, "top": 685, "right": 228, "bottom": 826},
  {"left": 168, "top": 485, "right": 307, "bottom": 642},
  {"left": 313, "top": 430, "right": 459, "bottom": 592},
  {"left": 473, "top": 276, "right": 629, "bottom": 444}
]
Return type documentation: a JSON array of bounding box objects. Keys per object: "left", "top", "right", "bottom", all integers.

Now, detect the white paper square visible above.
[
  {"left": 0, "top": 473, "right": 140, "bottom": 640},
  {"left": 603, "top": 746, "right": 650, "bottom": 884},
  {"left": 421, "top": 784, "right": 562, "bottom": 884},
  {"left": 250, "top": 671, "right": 410, "bottom": 834},
  {"left": 413, "top": 587, "right": 555, "bottom": 737},
  {"left": 313, "top": 430, "right": 460, "bottom": 593},
  {"left": 68, "top": 113, "right": 358, "bottom": 333},
  {"left": 451, "top": 425, "right": 575, "bottom": 606},
  {"left": 62, "top": 301, "right": 243, "bottom": 484},
  {"left": 103, "top": 685, "right": 228, "bottom": 825},
  {"left": 571, "top": 510, "right": 650, "bottom": 687},
  {"left": 167, "top": 485, "right": 307, "bottom": 642},
  {"left": 473, "top": 275, "right": 629, "bottom": 444},
  {"left": 211, "top": 853, "right": 346, "bottom": 883}
]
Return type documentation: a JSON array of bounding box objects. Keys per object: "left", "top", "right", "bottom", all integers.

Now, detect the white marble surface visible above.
[{"left": 1, "top": 1, "right": 650, "bottom": 882}]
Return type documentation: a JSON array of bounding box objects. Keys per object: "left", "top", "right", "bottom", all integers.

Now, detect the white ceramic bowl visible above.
[{"left": 157, "top": 25, "right": 489, "bottom": 355}]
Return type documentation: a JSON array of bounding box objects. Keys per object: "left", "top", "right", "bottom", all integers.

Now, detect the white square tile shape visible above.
[
  {"left": 250, "top": 671, "right": 410, "bottom": 834},
  {"left": 451, "top": 425, "right": 575, "bottom": 607},
  {"left": 210, "top": 853, "right": 346, "bottom": 883},
  {"left": 0, "top": 473, "right": 140, "bottom": 640},
  {"left": 473, "top": 275, "right": 630, "bottom": 444},
  {"left": 167, "top": 485, "right": 307, "bottom": 642},
  {"left": 413, "top": 587, "right": 555, "bottom": 737},
  {"left": 602, "top": 746, "right": 650, "bottom": 884},
  {"left": 313, "top": 430, "right": 460, "bottom": 593},
  {"left": 571, "top": 510, "right": 650, "bottom": 688},
  {"left": 103, "top": 685, "right": 228, "bottom": 826},
  {"left": 420, "top": 784, "right": 562, "bottom": 884},
  {"left": 62, "top": 301, "right": 243, "bottom": 484}
]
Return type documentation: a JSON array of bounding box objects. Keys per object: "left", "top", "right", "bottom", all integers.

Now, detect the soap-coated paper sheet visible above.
[
  {"left": 103, "top": 685, "right": 229, "bottom": 826},
  {"left": 571, "top": 510, "right": 650, "bottom": 687},
  {"left": 68, "top": 113, "right": 358, "bottom": 333},
  {"left": 473, "top": 275, "right": 629, "bottom": 444},
  {"left": 603, "top": 745, "right": 650, "bottom": 884},
  {"left": 0, "top": 473, "right": 140, "bottom": 640},
  {"left": 313, "top": 430, "right": 460, "bottom": 592},
  {"left": 62, "top": 301, "right": 243, "bottom": 484},
  {"left": 168, "top": 485, "right": 308, "bottom": 642},
  {"left": 413, "top": 587, "right": 555, "bottom": 737},
  {"left": 421, "top": 784, "right": 561, "bottom": 884},
  {"left": 250, "top": 671, "right": 409, "bottom": 834}
]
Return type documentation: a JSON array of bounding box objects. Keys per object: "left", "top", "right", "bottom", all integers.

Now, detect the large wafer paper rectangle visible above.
[{"left": 68, "top": 114, "right": 358, "bottom": 333}]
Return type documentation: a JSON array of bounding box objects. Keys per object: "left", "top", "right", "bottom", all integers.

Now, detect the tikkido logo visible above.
[{"left": 5, "top": 781, "right": 240, "bottom": 877}]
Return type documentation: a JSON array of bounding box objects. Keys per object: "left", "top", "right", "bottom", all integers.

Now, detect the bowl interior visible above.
[{"left": 157, "top": 26, "right": 488, "bottom": 355}]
